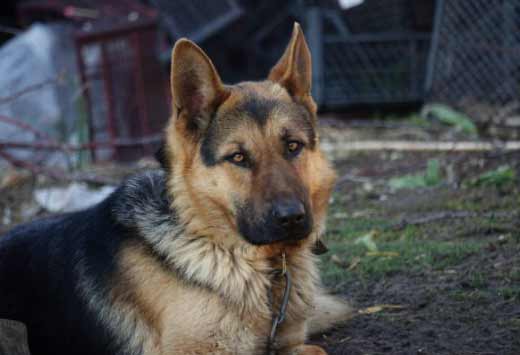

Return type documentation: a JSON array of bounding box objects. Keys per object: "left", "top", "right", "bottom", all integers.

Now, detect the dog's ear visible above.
[
  {"left": 268, "top": 23, "right": 314, "bottom": 111},
  {"left": 170, "top": 39, "right": 228, "bottom": 132}
]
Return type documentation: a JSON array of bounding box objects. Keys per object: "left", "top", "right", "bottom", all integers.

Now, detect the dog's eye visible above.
[
  {"left": 232, "top": 153, "right": 244, "bottom": 163},
  {"left": 226, "top": 152, "right": 250, "bottom": 168},
  {"left": 286, "top": 141, "right": 303, "bottom": 157}
]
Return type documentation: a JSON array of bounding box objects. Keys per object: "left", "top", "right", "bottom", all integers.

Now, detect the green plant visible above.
[
  {"left": 467, "top": 165, "right": 516, "bottom": 188},
  {"left": 389, "top": 159, "right": 442, "bottom": 190},
  {"left": 421, "top": 104, "right": 478, "bottom": 136}
]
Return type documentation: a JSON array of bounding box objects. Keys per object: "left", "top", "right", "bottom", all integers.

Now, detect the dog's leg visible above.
[
  {"left": 306, "top": 290, "right": 354, "bottom": 335},
  {"left": 276, "top": 318, "right": 327, "bottom": 355}
]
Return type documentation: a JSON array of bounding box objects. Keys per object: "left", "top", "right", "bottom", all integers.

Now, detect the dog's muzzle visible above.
[{"left": 237, "top": 199, "right": 313, "bottom": 245}]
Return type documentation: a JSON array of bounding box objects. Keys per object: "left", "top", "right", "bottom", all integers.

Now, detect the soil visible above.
[
  {"left": 311, "top": 122, "right": 520, "bottom": 355},
  {"left": 314, "top": 246, "right": 520, "bottom": 355}
]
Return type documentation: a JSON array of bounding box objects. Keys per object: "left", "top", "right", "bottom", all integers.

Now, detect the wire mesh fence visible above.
[
  {"left": 427, "top": 0, "right": 520, "bottom": 135},
  {"left": 150, "top": 0, "right": 242, "bottom": 42},
  {"left": 322, "top": 34, "right": 430, "bottom": 106},
  {"left": 301, "top": 0, "right": 434, "bottom": 107}
]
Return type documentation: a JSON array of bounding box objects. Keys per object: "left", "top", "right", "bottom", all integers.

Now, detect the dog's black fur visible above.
[{"left": 0, "top": 172, "right": 167, "bottom": 355}]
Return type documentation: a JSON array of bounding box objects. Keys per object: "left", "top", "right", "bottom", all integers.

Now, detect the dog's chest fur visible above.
[{"left": 105, "top": 171, "right": 317, "bottom": 354}]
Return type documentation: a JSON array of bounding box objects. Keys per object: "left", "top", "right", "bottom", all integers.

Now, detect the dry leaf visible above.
[
  {"left": 347, "top": 256, "right": 362, "bottom": 271},
  {"left": 358, "top": 304, "right": 405, "bottom": 315},
  {"left": 365, "top": 251, "right": 399, "bottom": 257},
  {"left": 355, "top": 230, "right": 378, "bottom": 252}
]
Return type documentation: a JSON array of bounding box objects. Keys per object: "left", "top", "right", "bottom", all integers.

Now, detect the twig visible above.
[
  {"left": 392, "top": 211, "right": 519, "bottom": 230},
  {"left": 0, "top": 74, "right": 65, "bottom": 105},
  {"left": 323, "top": 140, "right": 520, "bottom": 152},
  {"left": 0, "top": 150, "right": 61, "bottom": 179},
  {"left": 0, "top": 149, "right": 117, "bottom": 184},
  {"left": 0, "top": 115, "right": 51, "bottom": 139},
  {"left": 0, "top": 135, "right": 162, "bottom": 151}
]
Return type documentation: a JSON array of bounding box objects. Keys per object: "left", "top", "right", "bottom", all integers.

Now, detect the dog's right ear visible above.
[
  {"left": 268, "top": 23, "right": 314, "bottom": 113},
  {"left": 170, "top": 39, "right": 228, "bottom": 133}
]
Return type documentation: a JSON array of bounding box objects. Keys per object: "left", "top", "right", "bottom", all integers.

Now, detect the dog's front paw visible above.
[{"left": 283, "top": 344, "right": 327, "bottom": 355}]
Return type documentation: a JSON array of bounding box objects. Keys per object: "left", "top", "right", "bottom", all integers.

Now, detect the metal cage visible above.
[
  {"left": 150, "top": 0, "right": 243, "bottom": 43},
  {"left": 301, "top": 0, "right": 434, "bottom": 108},
  {"left": 76, "top": 19, "right": 169, "bottom": 162},
  {"left": 427, "top": 0, "right": 520, "bottom": 117}
]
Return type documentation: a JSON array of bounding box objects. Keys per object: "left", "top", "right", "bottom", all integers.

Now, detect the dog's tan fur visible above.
[{"left": 109, "top": 23, "right": 353, "bottom": 354}]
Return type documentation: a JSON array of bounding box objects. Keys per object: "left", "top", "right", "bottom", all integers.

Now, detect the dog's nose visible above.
[{"left": 273, "top": 200, "right": 306, "bottom": 231}]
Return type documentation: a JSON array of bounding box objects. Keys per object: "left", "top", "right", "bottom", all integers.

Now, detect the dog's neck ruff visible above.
[
  {"left": 114, "top": 171, "right": 317, "bottom": 331},
  {"left": 114, "top": 171, "right": 271, "bottom": 313}
]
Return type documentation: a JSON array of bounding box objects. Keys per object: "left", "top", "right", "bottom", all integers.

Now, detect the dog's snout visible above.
[
  {"left": 239, "top": 197, "right": 313, "bottom": 245},
  {"left": 273, "top": 199, "right": 307, "bottom": 230}
]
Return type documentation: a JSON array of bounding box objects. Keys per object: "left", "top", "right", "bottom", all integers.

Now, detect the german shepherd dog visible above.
[{"left": 0, "top": 24, "right": 352, "bottom": 355}]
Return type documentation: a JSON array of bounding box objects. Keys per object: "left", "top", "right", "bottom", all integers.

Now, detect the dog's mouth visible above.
[{"left": 239, "top": 226, "right": 313, "bottom": 246}]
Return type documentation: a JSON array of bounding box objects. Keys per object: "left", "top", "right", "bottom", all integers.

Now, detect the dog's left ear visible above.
[{"left": 268, "top": 23, "right": 315, "bottom": 112}]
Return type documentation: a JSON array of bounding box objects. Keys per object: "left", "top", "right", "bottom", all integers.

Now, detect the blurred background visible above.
[
  {"left": 0, "top": 1, "right": 519, "bottom": 353},
  {"left": 1, "top": 0, "right": 519, "bottom": 167}
]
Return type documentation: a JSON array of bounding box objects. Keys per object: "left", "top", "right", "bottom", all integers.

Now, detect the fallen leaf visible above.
[
  {"left": 358, "top": 304, "right": 405, "bottom": 315},
  {"left": 365, "top": 251, "right": 399, "bottom": 257},
  {"left": 497, "top": 235, "right": 508, "bottom": 244},
  {"left": 347, "top": 256, "right": 362, "bottom": 271},
  {"left": 355, "top": 230, "right": 378, "bottom": 252}
]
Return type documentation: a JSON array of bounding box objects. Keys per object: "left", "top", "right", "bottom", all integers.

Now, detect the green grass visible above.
[
  {"left": 448, "top": 289, "right": 489, "bottom": 302},
  {"left": 466, "top": 271, "right": 489, "bottom": 289},
  {"left": 388, "top": 159, "right": 442, "bottom": 191},
  {"left": 320, "top": 216, "right": 484, "bottom": 285},
  {"left": 498, "top": 287, "right": 520, "bottom": 302},
  {"left": 509, "top": 269, "right": 520, "bottom": 282},
  {"left": 466, "top": 165, "right": 517, "bottom": 189},
  {"left": 448, "top": 286, "right": 520, "bottom": 303}
]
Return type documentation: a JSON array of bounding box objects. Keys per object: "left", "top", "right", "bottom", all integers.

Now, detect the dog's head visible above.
[{"left": 163, "top": 23, "right": 336, "bottom": 248}]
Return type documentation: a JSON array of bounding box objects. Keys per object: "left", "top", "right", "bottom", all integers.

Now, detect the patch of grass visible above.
[
  {"left": 407, "top": 114, "right": 432, "bottom": 128},
  {"left": 448, "top": 289, "right": 493, "bottom": 303},
  {"left": 466, "top": 165, "right": 516, "bottom": 189},
  {"left": 498, "top": 287, "right": 520, "bottom": 302},
  {"left": 421, "top": 103, "right": 478, "bottom": 136},
  {"left": 443, "top": 188, "right": 520, "bottom": 212},
  {"left": 321, "top": 218, "right": 483, "bottom": 285},
  {"left": 388, "top": 159, "right": 442, "bottom": 191},
  {"left": 465, "top": 271, "right": 489, "bottom": 289},
  {"left": 510, "top": 269, "right": 520, "bottom": 282},
  {"left": 325, "top": 216, "right": 391, "bottom": 242},
  {"left": 379, "top": 225, "right": 422, "bottom": 243},
  {"left": 498, "top": 318, "right": 520, "bottom": 330}
]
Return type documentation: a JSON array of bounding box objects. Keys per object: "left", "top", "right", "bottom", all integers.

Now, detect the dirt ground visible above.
[
  {"left": 1, "top": 119, "right": 519, "bottom": 355},
  {"left": 311, "top": 121, "right": 520, "bottom": 355}
]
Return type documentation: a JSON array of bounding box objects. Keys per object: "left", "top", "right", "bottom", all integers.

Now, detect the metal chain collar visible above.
[{"left": 266, "top": 252, "right": 292, "bottom": 355}]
